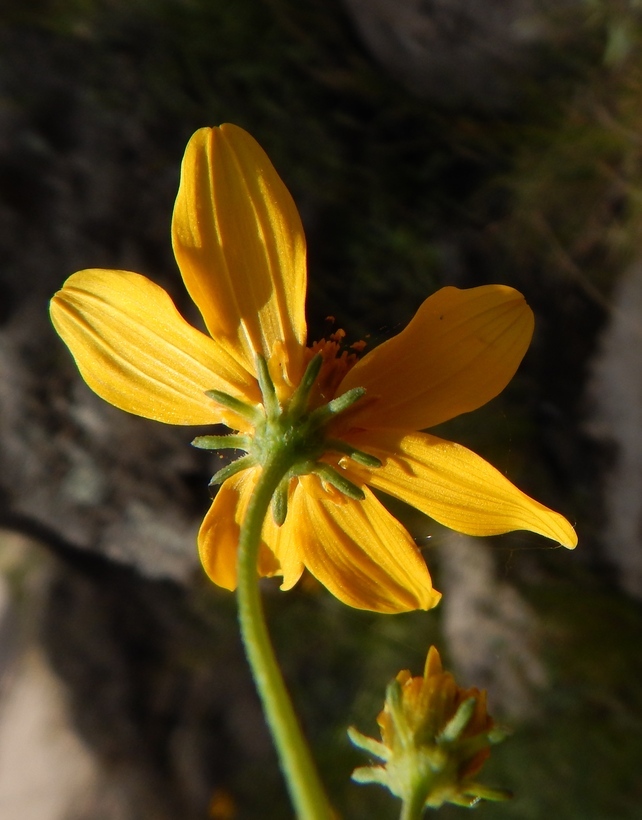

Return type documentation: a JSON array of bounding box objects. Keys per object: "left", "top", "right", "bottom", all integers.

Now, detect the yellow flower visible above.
[
  {"left": 49, "top": 124, "right": 577, "bottom": 614},
  {"left": 349, "top": 646, "right": 511, "bottom": 811}
]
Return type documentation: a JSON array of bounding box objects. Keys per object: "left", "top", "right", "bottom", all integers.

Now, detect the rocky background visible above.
[{"left": 0, "top": 0, "right": 641, "bottom": 817}]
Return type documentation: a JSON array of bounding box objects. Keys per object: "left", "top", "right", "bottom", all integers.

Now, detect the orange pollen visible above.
[{"left": 306, "top": 330, "right": 365, "bottom": 408}]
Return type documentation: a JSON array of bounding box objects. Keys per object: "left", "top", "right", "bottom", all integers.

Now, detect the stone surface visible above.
[
  {"left": 0, "top": 531, "right": 277, "bottom": 819},
  {"left": 0, "top": 24, "right": 207, "bottom": 583},
  {"left": 437, "top": 533, "right": 547, "bottom": 720},
  {"left": 586, "top": 259, "right": 642, "bottom": 599},
  {"left": 342, "top": 0, "right": 570, "bottom": 107},
  {"left": 0, "top": 647, "right": 102, "bottom": 820},
  {"left": 0, "top": 533, "right": 132, "bottom": 820}
]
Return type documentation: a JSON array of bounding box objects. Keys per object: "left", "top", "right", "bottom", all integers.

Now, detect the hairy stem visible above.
[{"left": 236, "top": 454, "right": 333, "bottom": 819}]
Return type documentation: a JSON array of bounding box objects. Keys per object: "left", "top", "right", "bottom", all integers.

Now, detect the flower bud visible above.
[{"left": 349, "top": 646, "right": 511, "bottom": 812}]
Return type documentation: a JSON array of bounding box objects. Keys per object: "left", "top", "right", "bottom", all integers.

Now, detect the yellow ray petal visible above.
[
  {"left": 348, "top": 429, "right": 577, "bottom": 547},
  {"left": 50, "top": 269, "right": 259, "bottom": 426},
  {"left": 295, "top": 476, "right": 441, "bottom": 613},
  {"left": 262, "top": 480, "right": 306, "bottom": 590},
  {"left": 172, "top": 124, "right": 307, "bottom": 385},
  {"left": 338, "top": 285, "right": 534, "bottom": 431},
  {"left": 198, "top": 467, "right": 282, "bottom": 589}
]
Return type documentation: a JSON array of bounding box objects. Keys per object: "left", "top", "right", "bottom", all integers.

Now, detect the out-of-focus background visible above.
[{"left": 0, "top": 1, "right": 641, "bottom": 817}]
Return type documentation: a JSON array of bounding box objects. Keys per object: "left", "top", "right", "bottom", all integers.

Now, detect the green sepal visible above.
[
  {"left": 208, "top": 453, "right": 255, "bottom": 487},
  {"left": 463, "top": 784, "right": 513, "bottom": 803},
  {"left": 288, "top": 353, "right": 323, "bottom": 418},
  {"left": 326, "top": 439, "right": 382, "bottom": 469},
  {"left": 312, "top": 464, "right": 365, "bottom": 501},
  {"left": 256, "top": 354, "right": 280, "bottom": 418},
  {"left": 384, "top": 679, "right": 414, "bottom": 749},
  {"left": 347, "top": 727, "right": 390, "bottom": 762},
  {"left": 271, "top": 477, "right": 290, "bottom": 527},
  {"left": 351, "top": 766, "right": 390, "bottom": 787},
  {"left": 488, "top": 725, "right": 510, "bottom": 745},
  {"left": 326, "top": 386, "right": 366, "bottom": 415},
  {"left": 205, "top": 389, "right": 262, "bottom": 426},
  {"left": 308, "top": 386, "right": 366, "bottom": 429},
  {"left": 438, "top": 697, "right": 476, "bottom": 743},
  {"left": 438, "top": 793, "right": 480, "bottom": 808},
  {"left": 191, "top": 434, "right": 250, "bottom": 451}
]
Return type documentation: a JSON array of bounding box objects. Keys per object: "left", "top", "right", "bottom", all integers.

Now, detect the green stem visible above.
[
  {"left": 399, "top": 772, "right": 431, "bottom": 820},
  {"left": 237, "top": 453, "right": 334, "bottom": 820},
  {"left": 400, "top": 790, "right": 426, "bottom": 820}
]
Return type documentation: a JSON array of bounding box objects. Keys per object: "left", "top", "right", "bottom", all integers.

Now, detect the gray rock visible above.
[
  {"left": 342, "top": 0, "right": 571, "bottom": 107},
  {"left": 0, "top": 26, "right": 207, "bottom": 583},
  {"left": 585, "top": 259, "right": 642, "bottom": 599},
  {"left": 437, "top": 532, "right": 547, "bottom": 720}
]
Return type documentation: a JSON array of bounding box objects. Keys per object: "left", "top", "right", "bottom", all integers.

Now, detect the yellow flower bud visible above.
[{"left": 349, "top": 646, "right": 511, "bottom": 814}]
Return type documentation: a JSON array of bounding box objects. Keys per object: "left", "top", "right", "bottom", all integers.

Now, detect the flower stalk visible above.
[
  {"left": 400, "top": 789, "right": 429, "bottom": 820},
  {"left": 236, "top": 449, "right": 333, "bottom": 820}
]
